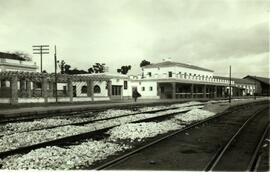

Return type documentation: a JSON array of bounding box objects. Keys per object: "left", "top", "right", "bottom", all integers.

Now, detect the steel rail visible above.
[
  {"left": 0, "top": 106, "right": 186, "bottom": 137},
  {"left": 0, "top": 103, "right": 205, "bottom": 124},
  {"left": 0, "top": 106, "right": 197, "bottom": 159},
  {"left": 203, "top": 107, "right": 268, "bottom": 172},
  {"left": 0, "top": 100, "right": 266, "bottom": 169},
  {"left": 95, "top": 104, "right": 268, "bottom": 170},
  {"left": 95, "top": 108, "right": 236, "bottom": 170},
  {"left": 246, "top": 123, "right": 269, "bottom": 172}
]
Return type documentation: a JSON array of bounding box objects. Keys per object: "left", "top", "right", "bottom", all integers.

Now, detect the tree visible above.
[
  {"left": 57, "top": 60, "right": 88, "bottom": 74},
  {"left": 64, "top": 64, "right": 71, "bottom": 74},
  {"left": 140, "top": 60, "right": 151, "bottom": 67},
  {"left": 88, "top": 67, "right": 94, "bottom": 74},
  {"left": 88, "top": 63, "right": 106, "bottom": 74},
  {"left": 68, "top": 68, "right": 87, "bottom": 74},
  {"left": 140, "top": 60, "right": 151, "bottom": 79},
  {"left": 58, "top": 60, "right": 66, "bottom": 74},
  {"left": 117, "top": 65, "right": 131, "bottom": 75}
]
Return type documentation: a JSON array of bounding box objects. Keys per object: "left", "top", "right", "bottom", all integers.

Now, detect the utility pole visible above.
[
  {"left": 254, "top": 76, "right": 256, "bottom": 100},
  {"left": 54, "top": 45, "right": 58, "bottom": 103},
  {"left": 32, "top": 45, "right": 50, "bottom": 73},
  {"left": 229, "top": 65, "right": 231, "bottom": 103}
]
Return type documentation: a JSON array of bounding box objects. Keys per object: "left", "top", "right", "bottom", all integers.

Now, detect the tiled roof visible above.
[
  {"left": 244, "top": 75, "right": 270, "bottom": 85},
  {"left": 142, "top": 61, "right": 213, "bottom": 72},
  {"left": 214, "top": 76, "right": 254, "bottom": 85},
  {"left": 0, "top": 52, "right": 26, "bottom": 61}
]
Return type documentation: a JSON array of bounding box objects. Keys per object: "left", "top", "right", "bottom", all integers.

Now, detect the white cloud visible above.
[{"left": 0, "top": 0, "right": 269, "bottom": 77}]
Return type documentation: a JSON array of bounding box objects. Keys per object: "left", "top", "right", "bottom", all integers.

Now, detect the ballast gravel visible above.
[
  {"left": 0, "top": 118, "right": 85, "bottom": 135},
  {"left": 0, "top": 102, "right": 205, "bottom": 136},
  {"left": 0, "top": 105, "right": 201, "bottom": 152},
  {"left": 0, "top": 109, "right": 135, "bottom": 135},
  {"left": 107, "top": 120, "right": 184, "bottom": 142},
  {"left": 171, "top": 101, "right": 204, "bottom": 107},
  {"left": 0, "top": 102, "right": 222, "bottom": 170},
  {"left": 174, "top": 108, "right": 216, "bottom": 122},
  {"left": 1, "top": 140, "right": 130, "bottom": 170}
]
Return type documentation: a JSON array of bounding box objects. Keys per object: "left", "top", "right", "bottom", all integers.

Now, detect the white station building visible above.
[
  {"left": 69, "top": 58, "right": 256, "bottom": 100},
  {"left": 0, "top": 53, "right": 256, "bottom": 104}
]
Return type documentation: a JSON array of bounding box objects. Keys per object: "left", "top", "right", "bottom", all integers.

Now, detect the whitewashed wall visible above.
[
  {"left": 130, "top": 80, "right": 159, "bottom": 99},
  {"left": 143, "top": 66, "right": 213, "bottom": 79},
  {"left": 111, "top": 78, "right": 132, "bottom": 97}
]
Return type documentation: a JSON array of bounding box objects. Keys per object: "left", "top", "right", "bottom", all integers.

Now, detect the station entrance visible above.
[{"left": 111, "top": 85, "right": 122, "bottom": 99}]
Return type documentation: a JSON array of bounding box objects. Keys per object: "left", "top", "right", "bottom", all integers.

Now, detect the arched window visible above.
[
  {"left": 94, "top": 85, "right": 101, "bottom": 93},
  {"left": 81, "top": 85, "right": 87, "bottom": 94}
]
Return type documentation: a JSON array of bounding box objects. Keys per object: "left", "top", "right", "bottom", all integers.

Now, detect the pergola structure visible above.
[{"left": 0, "top": 71, "right": 113, "bottom": 104}]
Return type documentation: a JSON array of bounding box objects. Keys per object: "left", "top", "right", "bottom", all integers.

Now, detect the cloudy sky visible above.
[{"left": 0, "top": 0, "right": 269, "bottom": 78}]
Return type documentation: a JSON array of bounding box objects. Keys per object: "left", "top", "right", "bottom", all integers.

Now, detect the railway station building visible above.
[
  {"left": 0, "top": 52, "right": 261, "bottom": 104},
  {"left": 129, "top": 59, "right": 238, "bottom": 99},
  {"left": 243, "top": 75, "right": 270, "bottom": 96},
  {"left": 213, "top": 76, "right": 256, "bottom": 96},
  {"left": 72, "top": 58, "right": 256, "bottom": 100}
]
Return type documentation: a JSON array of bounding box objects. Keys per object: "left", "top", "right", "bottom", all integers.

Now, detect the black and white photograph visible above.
[{"left": 0, "top": 0, "right": 269, "bottom": 171}]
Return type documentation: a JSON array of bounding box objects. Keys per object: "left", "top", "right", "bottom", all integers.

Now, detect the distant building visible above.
[
  {"left": 0, "top": 52, "right": 38, "bottom": 98},
  {"left": 0, "top": 52, "right": 38, "bottom": 72},
  {"left": 214, "top": 76, "right": 255, "bottom": 96},
  {"left": 243, "top": 75, "right": 270, "bottom": 96}
]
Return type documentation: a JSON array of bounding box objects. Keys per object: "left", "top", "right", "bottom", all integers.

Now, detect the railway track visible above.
[
  {"left": 0, "top": 100, "right": 268, "bottom": 170},
  {"left": 0, "top": 104, "right": 203, "bottom": 159},
  {"left": 0, "top": 103, "right": 205, "bottom": 136},
  {"left": 0, "top": 100, "right": 208, "bottom": 123},
  {"left": 0, "top": 106, "right": 179, "bottom": 136},
  {"left": 94, "top": 102, "right": 269, "bottom": 170},
  {"left": 247, "top": 124, "right": 269, "bottom": 172},
  {"left": 204, "top": 107, "right": 269, "bottom": 171}
]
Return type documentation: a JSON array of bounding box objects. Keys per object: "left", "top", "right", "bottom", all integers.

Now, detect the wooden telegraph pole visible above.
[
  {"left": 32, "top": 45, "right": 50, "bottom": 73},
  {"left": 229, "top": 65, "right": 231, "bottom": 103},
  {"left": 54, "top": 45, "right": 58, "bottom": 103},
  {"left": 254, "top": 75, "right": 256, "bottom": 100}
]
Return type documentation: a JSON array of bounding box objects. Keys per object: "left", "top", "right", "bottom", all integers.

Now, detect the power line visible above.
[{"left": 32, "top": 45, "right": 50, "bottom": 73}]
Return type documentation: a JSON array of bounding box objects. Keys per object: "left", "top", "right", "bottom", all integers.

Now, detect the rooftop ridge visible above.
[{"left": 143, "top": 60, "right": 213, "bottom": 72}]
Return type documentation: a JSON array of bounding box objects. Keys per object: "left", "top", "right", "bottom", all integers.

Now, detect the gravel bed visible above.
[
  {"left": 0, "top": 102, "right": 204, "bottom": 136},
  {"left": 106, "top": 105, "right": 211, "bottom": 143},
  {"left": 0, "top": 125, "right": 94, "bottom": 152},
  {"left": 1, "top": 140, "right": 130, "bottom": 170},
  {"left": 0, "top": 102, "right": 226, "bottom": 170},
  {"left": 107, "top": 119, "right": 184, "bottom": 142},
  {"left": 171, "top": 101, "right": 204, "bottom": 107},
  {"left": 0, "top": 105, "right": 203, "bottom": 153},
  {"left": 174, "top": 108, "right": 216, "bottom": 123},
  {"left": 0, "top": 109, "right": 134, "bottom": 135},
  {"left": 0, "top": 118, "right": 88, "bottom": 135}
]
